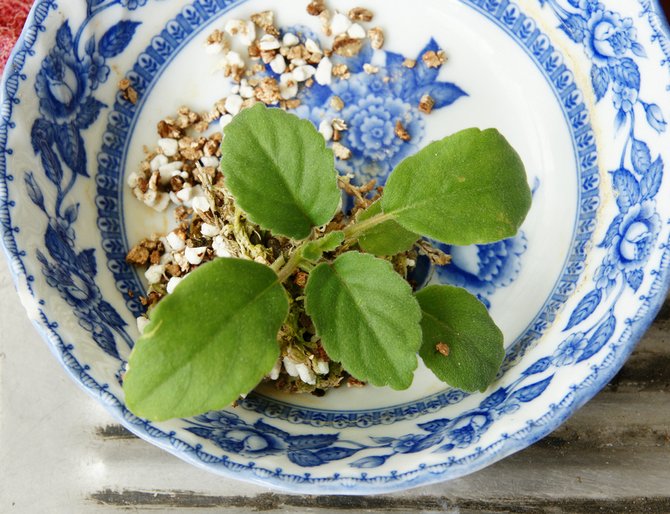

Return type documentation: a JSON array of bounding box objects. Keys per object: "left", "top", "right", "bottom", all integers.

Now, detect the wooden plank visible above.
[
  {"left": 607, "top": 345, "right": 670, "bottom": 393},
  {"left": 88, "top": 489, "right": 670, "bottom": 513},
  {"left": 605, "top": 298, "right": 669, "bottom": 393},
  {"left": 537, "top": 391, "right": 670, "bottom": 449}
]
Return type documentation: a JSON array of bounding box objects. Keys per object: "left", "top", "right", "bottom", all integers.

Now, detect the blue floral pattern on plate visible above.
[
  {"left": 291, "top": 37, "right": 466, "bottom": 183},
  {"left": 435, "top": 235, "right": 528, "bottom": 306},
  {"left": 541, "top": 0, "right": 666, "bottom": 365},
  {"left": 26, "top": 4, "right": 144, "bottom": 359},
  {"left": 1, "top": 0, "right": 669, "bottom": 494},
  {"left": 183, "top": 362, "right": 554, "bottom": 469}
]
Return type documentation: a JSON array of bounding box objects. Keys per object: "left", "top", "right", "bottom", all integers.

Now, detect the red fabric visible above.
[{"left": 0, "top": 0, "right": 31, "bottom": 72}]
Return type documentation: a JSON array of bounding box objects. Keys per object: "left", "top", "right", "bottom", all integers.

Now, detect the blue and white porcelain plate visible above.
[{"left": 2, "top": 0, "right": 670, "bottom": 494}]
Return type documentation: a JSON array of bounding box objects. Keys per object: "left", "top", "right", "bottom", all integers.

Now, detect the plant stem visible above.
[
  {"left": 270, "top": 254, "right": 286, "bottom": 273},
  {"left": 276, "top": 245, "right": 306, "bottom": 283},
  {"left": 275, "top": 213, "right": 393, "bottom": 283},
  {"left": 342, "top": 212, "right": 394, "bottom": 242}
]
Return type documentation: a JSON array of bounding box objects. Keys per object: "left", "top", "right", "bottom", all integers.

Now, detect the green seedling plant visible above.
[{"left": 123, "top": 104, "right": 532, "bottom": 421}]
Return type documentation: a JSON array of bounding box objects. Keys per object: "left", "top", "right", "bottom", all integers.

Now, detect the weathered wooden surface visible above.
[{"left": 0, "top": 251, "right": 668, "bottom": 512}]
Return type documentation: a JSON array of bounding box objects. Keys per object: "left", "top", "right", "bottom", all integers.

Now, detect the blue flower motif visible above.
[
  {"left": 83, "top": 51, "right": 111, "bottom": 91},
  {"left": 436, "top": 234, "right": 527, "bottom": 300},
  {"left": 611, "top": 82, "right": 637, "bottom": 113},
  {"left": 390, "top": 434, "right": 424, "bottom": 454},
  {"left": 34, "top": 215, "right": 124, "bottom": 359},
  {"left": 120, "top": 0, "right": 148, "bottom": 10},
  {"left": 290, "top": 38, "right": 466, "bottom": 184},
  {"left": 329, "top": 78, "right": 367, "bottom": 105},
  {"left": 296, "top": 76, "right": 427, "bottom": 183},
  {"left": 340, "top": 95, "right": 423, "bottom": 181},
  {"left": 39, "top": 253, "right": 101, "bottom": 308},
  {"left": 576, "top": 0, "right": 604, "bottom": 15},
  {"left": 595, "top": 255, "right": 619, "bottom": 292},
  {"left": 612, "top": 201, "right": 661, "bottom": 270},
  {"left": 226, "top": 428, "right": 289, "bottom": 455},
  {"left": 48, "top": 215, "right": 76, "bottom": 247},
  {"left": 187, "top": 412, "right": 290, "bottom": 457},
  {"left": 609, "top": 58, "right": 640, "bottom": 91},
  {"left": 546, "top": 0, "right": 664, "bottom": 317},
  {"left": 350, "top": 455, "right": 388, "bottom": 468},
  {"left": 194, "top": 410, "right": 247, "bottom": 428},
  {"left": 28, "top": 9, "right": 145, "bottom": 360},
  {"left": 560, "top": 14, "right": 589, "bottom": 43},
  {"left": 35, "top": 23, "right": 91, "bottom": 124},
  {"left": 446, "top": 413, "right": 492, "bottom": 448},
  {"left": 553, "top": 333, "right": 588, "bottom": 366},
  {"left": 643, "top": 102, "right": 667, "bottom": 133},
  {"left": 210, "top": 427, "right": 288, "bottom": 456},
  {"left": 583, "top": 10, "right": 636, "bottom": 64},
  {"left": 37, "top": 216, "right": 105, "bottom": 308},
  {"left": 357, "top": 70, "right": 391, "bottom": 96}
]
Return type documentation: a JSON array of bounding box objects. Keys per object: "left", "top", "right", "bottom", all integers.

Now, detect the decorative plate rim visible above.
[{"left": 1, "top": 0, "right": 669, "bottom": 495}]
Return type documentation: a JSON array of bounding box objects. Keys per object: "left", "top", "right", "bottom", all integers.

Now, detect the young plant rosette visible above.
[{"left": 123, "top": 104, "right": 532, "bottom": 422}]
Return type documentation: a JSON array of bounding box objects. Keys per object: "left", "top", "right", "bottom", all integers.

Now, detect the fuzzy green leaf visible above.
[
  {"left": 416, "top": 285, "right": 504, "bottom": 392},
  {"left": 303, "top": 231, "right": 345, "bottom": 261},
  {"left": 123, "top": 259, "right": 288, "bottom": 421},
  {"left": 356, "top": 200, "right": 419, "bottom": 256},
  {"left": 382, "top": 128, "right": 531, "bottom": 245},
  {"left": 220, "top": 104, "right": 340, "bottom": 240},
  {"left": 305, "top": 252, "right": 422, "bottom": 389}
]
